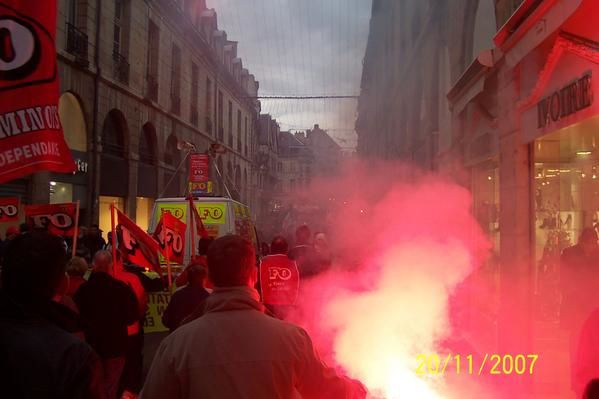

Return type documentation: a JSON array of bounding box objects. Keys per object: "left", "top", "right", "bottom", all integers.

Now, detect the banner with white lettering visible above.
[
  {"left": 153, "top": 211, "right": 187, "bottom": 265},
  {"left": 24, "top": 202, "right": 76, "bottom": 236},
  {"left": 259, "top": 255, "right": 300, "bottom": 306},
  {"left": 0, "top": 1, "right": 75, "bottom": 183},
  {"left": 0, "top": 197, "right": 19, "bottom": 222}
]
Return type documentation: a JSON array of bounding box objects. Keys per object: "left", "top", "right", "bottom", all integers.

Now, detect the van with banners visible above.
[
  {"left": 144, "top": 197, "right": 258, "bottom": 333},
  {"left": 149, "top": 196, "right": 258, "bottom": 269}
]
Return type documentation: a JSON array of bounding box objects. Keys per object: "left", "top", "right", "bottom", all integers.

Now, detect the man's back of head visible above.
[
  {"left": 295, "top": 225, "right": 311, "bottom": 246},
  {"left": 270, "top": 236, "right": 288, "bottom": 255},
  {"left": 1, "top": 232, "right": 67, "bottom": 305},
  {"left": 92, "top": 250, "right": 113, "bottom": 274},
  {"left": 207, "top": 235, "right": 255, "bottom": 287}
]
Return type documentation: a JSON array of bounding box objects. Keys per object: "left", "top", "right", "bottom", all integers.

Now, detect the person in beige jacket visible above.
[{"left": 141, "top": 235, "right": 366, "bottom": 399}]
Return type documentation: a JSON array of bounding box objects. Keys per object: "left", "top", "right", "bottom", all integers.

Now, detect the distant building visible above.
[{"left": 301, "top": 124, "right": 342, "bottom": 178}]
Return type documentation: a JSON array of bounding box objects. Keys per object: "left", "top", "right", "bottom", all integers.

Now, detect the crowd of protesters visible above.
[
  {"left": 2, "top": 221, "right": 599, "bottom": 398},
  {"left": 0, "top": 222, "right": 367, "bottom": 399}
]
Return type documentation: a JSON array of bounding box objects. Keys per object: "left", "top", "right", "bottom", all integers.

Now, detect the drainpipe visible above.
[{"left": 89, "top": 0, "right": 102, "bottom": 225}]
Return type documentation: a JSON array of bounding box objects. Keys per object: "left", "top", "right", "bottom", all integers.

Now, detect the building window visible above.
[
  {"left": 145, "top": 20, "right": 159, "bottom": 101},
  {"left": 218, "top": 91, "right": 224, "bottom": 141},
  {"left": 190, "top": 62, "right": 199, "bottom": 126},
  {"left": 205, "top": 78, "right": 213, "bottom": 135},
  {"left": 228, "top": 100, "right": 233, "bottom": 147},
  {"left": 237, "top": 109, "right": 242, "bottom": 152},
  {"left": 112, "top": 0, "right": 129, "bottom": 84},
  {"left": 244, "top": 117, "right": 248, "bottom": 156},
  {"left": 170, "top": 44, "right": 181, "bottom": 114},
  {"left": 65, "top": 0, "right": 88, "bottom": 64}
]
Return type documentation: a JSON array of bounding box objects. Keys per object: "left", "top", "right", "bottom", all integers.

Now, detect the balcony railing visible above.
[
  {"left": 112, "top": 50, "right": 130, "bottom": 84},
  {"left": 66, "top": 23, "right": 88, "bottom": 66},
  {"left": 146, "top": 74, "right": 158, "bottom": 101}
]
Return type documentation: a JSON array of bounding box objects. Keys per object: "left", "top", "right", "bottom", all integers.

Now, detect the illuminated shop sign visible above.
[{"left": 537, "top": 72, "right": 593, "bottom": 128}]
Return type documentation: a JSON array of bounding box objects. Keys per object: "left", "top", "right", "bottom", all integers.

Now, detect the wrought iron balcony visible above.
[
  {"left": 112, "top": 50, "right": 130, "bottom": 84},
  {"left": 66, "top": 23, "right": 88, "bottom": 65}
]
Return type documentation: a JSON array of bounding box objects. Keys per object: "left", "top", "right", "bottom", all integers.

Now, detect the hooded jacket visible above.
[{"left": 141, "top": 287, "right": 365, "bottom": 399}]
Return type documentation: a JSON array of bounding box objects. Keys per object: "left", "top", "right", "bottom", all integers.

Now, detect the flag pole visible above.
[
  {"left": 189, "top": 196, "right": 196, "bottom": 260},
  {"left": 160, "top": 209, "right": 172, "bottom": 289},
  {"left": 110, "top": 201, "right": 117, "bottom": 277},
  {"left": 71, "top": 200, "right": 80, "bottom": 257}
]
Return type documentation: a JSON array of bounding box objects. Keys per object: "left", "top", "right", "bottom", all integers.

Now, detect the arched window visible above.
[
  {"left": 164, "top": 134, "right": 180, "bottom": 166},
  {"left": 58, "top": 92, "right": 87, "bottom": 152},
  {"left": 100, "top": 110, "right": 128, "bottom": 197},
  {"left": 139, "top": 123, "right": 157, "bottom": 165},
  {"left": 138, "top": 123, "right": 158, "bottom": 199}
]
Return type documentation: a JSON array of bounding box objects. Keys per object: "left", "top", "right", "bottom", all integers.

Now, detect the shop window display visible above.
[{"left": 534, "top": 115, "right": 599, "bottom": 321}]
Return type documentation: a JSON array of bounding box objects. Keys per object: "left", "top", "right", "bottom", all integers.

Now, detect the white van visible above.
[{"left": 149, "top": 197, "right": 258, "bottom": 268}]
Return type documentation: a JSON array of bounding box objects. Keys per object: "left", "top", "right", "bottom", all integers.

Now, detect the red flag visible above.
[
  {"left": 188, "top": 196, "right": 209, "bottom": 238},
  {"left": 153, "top": 211, "right": 186, "bottom": 265},
  {"left": 25, "top": 203, "right": 76, "bottom": 236},
  {"left": 0, "top": 1, "right": 75, "bottom": 183},
  {"left": 0, "top": 197, "right": 19, "bottom": 222},
  {"left": 116, "top": 208, "right": 161, "bottom": 275}
]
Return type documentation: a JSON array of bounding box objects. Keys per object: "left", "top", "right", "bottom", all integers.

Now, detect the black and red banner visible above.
[
  {"left": 25, "top": 202, "right": 76, "bottom": 236},
  {"left": 116, "top": 208, "right": 161, "bottom": 275},
  {"left": 0, "top": 1, "right": 75, "bottom": 183},
  {"left": 0, "top": 196, "right": 19, "bottom": 222},
  {"left": 154, "top": 211, "right": 187, "bottom": 265}
]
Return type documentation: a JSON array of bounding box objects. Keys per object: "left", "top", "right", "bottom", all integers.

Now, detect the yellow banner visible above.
[
  {"left": 143, "top": 291, "right": 171, "bottom": 333},
  {"left": 197, "top": 203, "right": 226, "bottom": 225},
  {"left": 155, "top": 202, "right": 227, "bottom": 225}
]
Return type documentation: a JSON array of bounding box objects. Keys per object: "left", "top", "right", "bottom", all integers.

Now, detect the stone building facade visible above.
[{"left": 2, "top": 0, "right": 262, "bottom": 234}]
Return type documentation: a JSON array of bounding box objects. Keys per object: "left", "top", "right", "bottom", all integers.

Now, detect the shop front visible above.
[{"left": 518, "top": 31, "right": 599, "bottom": 320}]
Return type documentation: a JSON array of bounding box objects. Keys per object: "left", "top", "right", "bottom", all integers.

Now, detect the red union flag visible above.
[
  {"left": 25, "top": 203, "right": 76, "bottom": 236},
  {"left": 188, "top": 195, "right": 209, "bottom": 238},
  {"left": 153, "top": 211, "right": 186, "bottom": 265},
  {"left": 0, "top": 197, "right": 19, "bottom": 222},
  {"left": 189, "top": 153, "right": 209, "bottom": 183},
  {"left": 259, "top": 255, "right": 300, "bottom": 306},
  {"left": 116, "top": 208, "right": 161, "bottom": 275},
  {"left": 0, "top": 1, "right": 75, "bottom": 183},
  {"left": 154, "top": 212, "right": 187, "bottom": 264}
]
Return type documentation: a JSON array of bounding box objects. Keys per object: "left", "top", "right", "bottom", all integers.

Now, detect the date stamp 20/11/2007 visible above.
[{"left": 415, "top": 354, "right": 539, "bottom": 376}]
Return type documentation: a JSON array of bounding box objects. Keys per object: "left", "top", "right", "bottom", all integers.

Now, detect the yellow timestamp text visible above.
[{"left": 415, "top": 353, "right": 539, "bottom": 376}]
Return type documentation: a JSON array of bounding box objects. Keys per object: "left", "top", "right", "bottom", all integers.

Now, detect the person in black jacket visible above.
[
  {"left": 75, "top": 250, "right": 138, "bottom": 399},
  {"left": 162, "top": 262, "right": 209, "bottom": 332},
  {"left": 0, "top": 232, "right": 106, "bottom": 399}
]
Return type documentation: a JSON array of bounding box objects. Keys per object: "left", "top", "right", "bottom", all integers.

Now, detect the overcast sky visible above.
[{"left": 206, "top": 0, "right": 372, "bottom": 149}]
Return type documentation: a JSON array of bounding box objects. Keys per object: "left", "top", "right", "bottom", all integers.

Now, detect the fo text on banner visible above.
[
  {"left": 25, "top": 203, "right": 76, "bottom": 236},
  {"left": 0, "top": 197, "right": 19, "bottom": 222},
  {"left": 0, "top": 1, "right": 75, "bottom": 183},
  {"left": 154, "top": 211, "right": 187, "bottom": 265}
]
